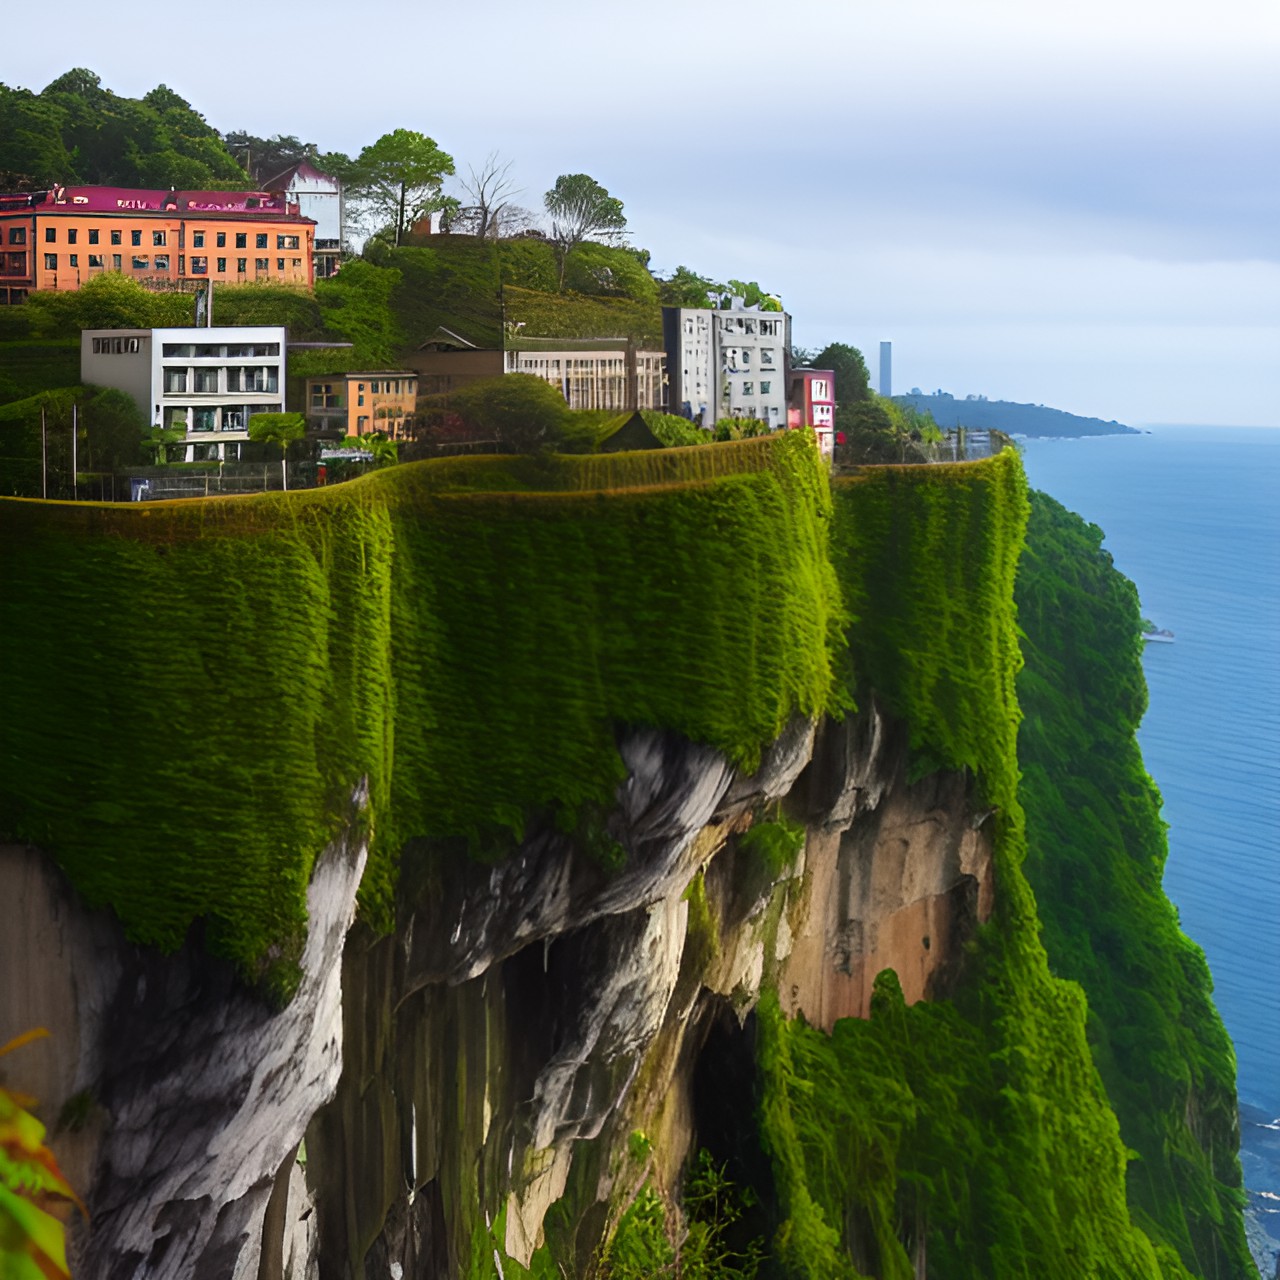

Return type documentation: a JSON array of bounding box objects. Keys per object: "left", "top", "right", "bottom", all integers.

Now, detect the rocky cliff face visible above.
[{"left": 0, "top": 702, "right": 991, "bottom": 1279}]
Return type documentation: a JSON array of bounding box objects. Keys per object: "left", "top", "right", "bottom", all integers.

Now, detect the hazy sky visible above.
[{"left": 8, "top": 0, "right": 1279, "bottom": 423}]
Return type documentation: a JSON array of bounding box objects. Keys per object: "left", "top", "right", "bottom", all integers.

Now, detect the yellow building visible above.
[
  {"left": 0, "top": 185, "right": 315, "bottom": 304},
  {"left": 305, "top": 371, "right": 419, "bottom": 440}
]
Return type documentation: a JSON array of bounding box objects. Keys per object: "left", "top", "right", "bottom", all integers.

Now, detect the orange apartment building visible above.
[
  {"left": 305, "top": 371, "right": 419, "bottom": 440},
  {"left": 0, "top": 185, "right": 315, "bottom": 304}
]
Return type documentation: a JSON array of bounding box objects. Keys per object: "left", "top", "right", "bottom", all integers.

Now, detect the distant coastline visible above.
[{"left": 895, "top": 392, "right": 1139, "bottom": 438}]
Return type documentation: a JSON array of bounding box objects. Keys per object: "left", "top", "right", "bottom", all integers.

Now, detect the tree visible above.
[
  {"left": 426, "top": 374, "right": 568, "bottom": 454},
  {"left": 248, "top": 411, "right": 305, "bottom": 490},
  {"left": 812, "top": 343, "right": 872, "bottom": 405},
  {"left": 454, "top": 152, "right": 521, "bottom": 240},
  {"left": 659, "top": 265, "right": 722, "bottom": 309},
  {"left": 348, "top": 129, "right": 456, "bottom": 246},
  {"left": 221, "top": 131, "right": 355, "bottom": 186},
  {"left": 720, "top": 279, "right": 783, "bottom": 312},
  {"left": 543, "top": 174, "right": 627, "bottom": 290}
]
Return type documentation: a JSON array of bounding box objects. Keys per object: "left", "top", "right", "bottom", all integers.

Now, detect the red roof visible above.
[{"left": 0, "top": 185, "right": 315, "bottom": 222}]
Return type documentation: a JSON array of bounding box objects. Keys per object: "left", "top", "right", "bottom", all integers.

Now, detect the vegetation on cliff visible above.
[
  {"left": 746, "top": 455, "right": 1181, "bottom": 1279},
  {"left": 0, "top": 433, "right": 843, "bottom": 991},
  {"left": 1016, "top": 492, "right": 1252, "bottom": 1276}
]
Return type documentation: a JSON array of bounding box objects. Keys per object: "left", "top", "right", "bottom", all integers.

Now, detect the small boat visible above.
[{"left": 1142, "top": 629, "right": 1175, "bottom": 644}]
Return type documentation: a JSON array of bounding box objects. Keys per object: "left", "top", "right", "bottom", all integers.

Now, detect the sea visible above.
[{"left": 1018, "top": 425, "right": 1280, "bottom": 1270}]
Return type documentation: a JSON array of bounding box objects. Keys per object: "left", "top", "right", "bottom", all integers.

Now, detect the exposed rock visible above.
[{"left": 9, "top": 708, "right": 992, "bottom": 1279}]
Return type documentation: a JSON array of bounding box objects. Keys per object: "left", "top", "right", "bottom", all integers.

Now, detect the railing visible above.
[{"left": 832, "top": 430, "right": 1014, "bottom": 472}]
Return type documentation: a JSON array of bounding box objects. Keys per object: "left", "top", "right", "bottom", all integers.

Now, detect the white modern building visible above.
[
  {"left": 261, "top": 161, "right": 345, "bottom": 278},
  {"left": 81, "top": 326, "right": 288, "bottom": 461},
  {"left": 663, "top": 302, "right": 791, "bottom": 428},
  {"left": 505, "top": 338, "right": 667, "bottom": 412}
]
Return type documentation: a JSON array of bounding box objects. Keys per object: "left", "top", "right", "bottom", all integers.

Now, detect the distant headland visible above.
[{"left": 895, "top": 391, "right": 1139, "bottom": 437}]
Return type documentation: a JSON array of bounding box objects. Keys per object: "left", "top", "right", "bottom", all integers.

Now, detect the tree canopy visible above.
[
  {"left": 425, "top": 374, "right": 568, "bottom": 453},
  {"left": 544, "top": 174, "right": 627, "bottom": 290},
  {"left": 348, "top": 129, "right": 456, "bottom": 245},
  {"left": 812, "top": 342, "right": 872, "bottom": 405},
  {"left": 220, "top": 131, "right": 355, "bottom": 187},
  {"left": 0, "top": 70, "right": 248, "bottom": 190}
]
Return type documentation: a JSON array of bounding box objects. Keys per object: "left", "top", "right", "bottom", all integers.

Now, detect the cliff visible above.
[{"left": 0, "top": 440, "right": 1250, "bottom": 1277}]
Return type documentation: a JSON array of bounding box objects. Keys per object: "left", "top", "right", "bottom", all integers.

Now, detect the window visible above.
[
  {"left": 190, "top": 256, "right": 208, "bottom": 274},
  {"left": 193, "top": 407, "right": 217, "bottom": 432},
  {"left": 760, "top": 349, "right": 774, "bottom": 365},
  {"left": 192, "top": 231, "right": 204, "bottom": 248},
  {"left": 45, "top": 227, "right": 56, "bottom": 243},
  {"left": 311, "top": 383, "right": 341, "bottom": 409},
  {"left": 256, "top": 233, "right": 267, "bottom": 248},
  {"left": 178, "top": 255, "right": 184, "bottom": 274},
  {"left": 131, "top": 230, "right": 141, "bottom": 246},
  {"left": 69, "top": 254, "right": 78, "bottom": 267},
  {"left": 222, "top": 409, "right": 244, "bottom": 432},
  {"left": 164, "top": 370, "right": 188, "bottom": 393},
  {"left": 291, "top": 258, "right": 301, "bottom": 269},
  {"left": 44, "top": 253, "right": 56, "bottom": 270},
  {"left": 154, "top": 254, "right": 169, "bottom": 270},
  {"left": 9, "top": 227, "right": 25, "bottom": 244},
  {"left": 235, "top": 233, "right": 247, "bottom": 248},
  {"left": 741, "top": 349, "right": 751, "bottom": 365},
  {"left": 811, "top": 378, "right": 829, "bottom": 400},
  {"left": 276, "top": 234, "right": 299, "bottom": 250},
  {"left": 131, "top": 255, "right": 149, "bottom": 270},
  {"left": 357, "top": 393, "right": 365, "bottom": 407},
  {"left": 154, "top": 231, "right": 167, "bottom": 247},
  {"left": 163, "top": 344, "right": 195, "bottom": 357},
  {"left": 193, "top": 370, "right": 219, "bottom": 392},
  {"left": 216, "top": 232, "right": 226, "bottom": 247},
  {"left": 357, "top": 416, "right": 369, "bottom": 435},
  {"left": 237, "top": 257, "right": 247, "bottom": 273},
  {"left": 88, "top": 229, "right": 99, "bottom": 245},
  {"left": 255, "top": 257, "right": 268, "bottom": 272},
  {"left": 216, "top": 257, "right": 226, "bottom": 273},
  {"left": 111, "top": 254, "right": 121, "bottom": 271},
  {"left": 111, "top": 230, "right": 122, "bottom": 245},
  {"left": 67, "top": 229, "right": 77, "bottom": 244},
  {"left": 4, "top": 252, "right": 25, "bottom": 273},
  {"left": 760, "top": 380, "right": 771, "bottom": 394},
  {"left": 276, "top": 258, "right": 284, "bottom": 271},
  {"left": 88, "top": 254, "right": 103, "bottom": 268},
  {"left": 743, "top": 381, "right": 754, "bottom": 395}
]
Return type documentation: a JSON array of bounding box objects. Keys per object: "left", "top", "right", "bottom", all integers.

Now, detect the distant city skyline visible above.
[{"left": 4, "top": 0, "right": 1277, "bottom": 424}]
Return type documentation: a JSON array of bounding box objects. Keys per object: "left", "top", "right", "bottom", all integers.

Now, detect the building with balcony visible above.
[
  {"left": 663, "top": 302, "right": 790, "bottom": 428},
  {"left": 787, "top": 367, "right": 837, "bottom": 454},
  {"left": 81, "top": 326, "right": 287, "bottom": 461},
  {"left": 305, "top": 371, "right": 419, "bottom": 440},
  {"left": 0, "top": 186, "right": 316, "bottom": 304}
]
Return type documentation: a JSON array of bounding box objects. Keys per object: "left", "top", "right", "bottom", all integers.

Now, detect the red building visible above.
[{"left": 787, "top": 367, "right": 837, "bottom": 453}]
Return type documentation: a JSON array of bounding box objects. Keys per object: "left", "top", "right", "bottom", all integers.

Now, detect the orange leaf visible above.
[{"left": 0, "top": 1030, "right": 49, "bottom": 1060}]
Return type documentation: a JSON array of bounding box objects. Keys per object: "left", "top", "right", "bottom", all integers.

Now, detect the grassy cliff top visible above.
[{"left": 0, "top": 434, "right": 844, "bottom": 990}]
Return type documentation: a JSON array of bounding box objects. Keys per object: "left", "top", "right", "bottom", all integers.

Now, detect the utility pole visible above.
[
  {"left": 40, "top": 406, "right": 47, "bottom": 499},
  {"left": 71, "top": 403, "right": 78, "bottom": 501}
]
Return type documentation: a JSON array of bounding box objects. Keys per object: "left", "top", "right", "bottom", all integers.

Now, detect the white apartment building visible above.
[
  {"left": 81, "top": 326, "right": 288, "bottom": 461},
  {"left": 663, "top": 302, "right": 791, "bottom": 428}
]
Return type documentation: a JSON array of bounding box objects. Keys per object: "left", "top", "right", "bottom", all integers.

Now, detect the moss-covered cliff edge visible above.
[{"left": 0, "top": 442, "right": 1252, "bottom": 1278}]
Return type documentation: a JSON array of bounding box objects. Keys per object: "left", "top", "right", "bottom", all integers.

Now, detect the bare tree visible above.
[{"left": 458, "top": 152, "right": 521, "bottom": 240}]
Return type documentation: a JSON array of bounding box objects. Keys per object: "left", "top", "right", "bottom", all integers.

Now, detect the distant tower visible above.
[{"left": 879, "top": 341, "right": 892, "bottom": 398}]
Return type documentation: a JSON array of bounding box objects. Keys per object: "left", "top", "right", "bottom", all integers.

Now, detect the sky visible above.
[{"left": 7, "top": 0, "right": 1279, "bottom": 424}]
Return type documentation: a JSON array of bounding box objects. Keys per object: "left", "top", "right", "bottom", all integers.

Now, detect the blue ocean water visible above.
[{"left": 1019, "top": 425, "right": 1280, "bottom": 1254}]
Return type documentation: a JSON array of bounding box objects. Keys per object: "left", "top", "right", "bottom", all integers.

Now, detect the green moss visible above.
[
  {"left": 1016, "top": 492, "right": 1252, "bottom": 1277},
  {"left": 0, "top": 433, "right": 843, "bottom": 979},
  {"left": 754, "top": 454, "right": 1184, "bottom": 1279}
]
